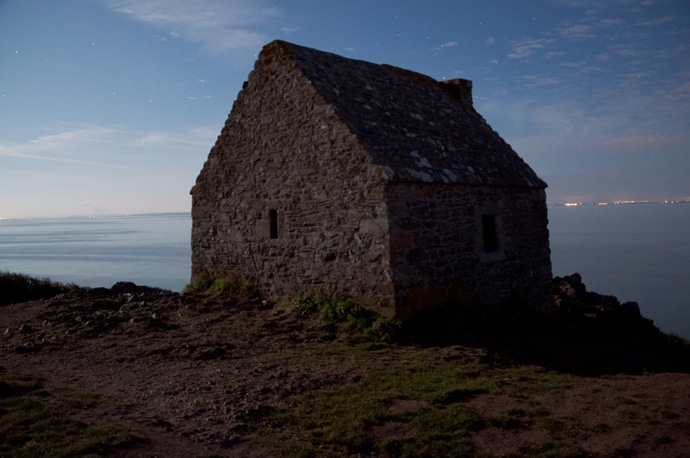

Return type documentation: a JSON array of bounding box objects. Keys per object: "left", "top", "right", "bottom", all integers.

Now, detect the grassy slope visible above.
[
  {"left": 2, "top": 273, "right": 690, "bottom": 457},
  {"left": 0, "top": 368, "right": 140, "bottom": 457}
]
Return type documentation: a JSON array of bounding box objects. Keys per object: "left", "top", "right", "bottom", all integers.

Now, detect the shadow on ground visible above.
[{"left": 399, "top": 273, "right": 690, "bottom": 376}]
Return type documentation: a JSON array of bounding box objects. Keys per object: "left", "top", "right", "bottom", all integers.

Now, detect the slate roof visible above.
[{"left": 263, "top": 40, "right": 546, "bottom": 188}]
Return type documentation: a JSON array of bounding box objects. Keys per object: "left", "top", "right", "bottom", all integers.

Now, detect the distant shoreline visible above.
[
  {"left": 0, "top": 211, "right": 191, "bottom": 222},
  {"left": 3, "top": 201, "right": 690, "bottom": 221},
  {"left": 552, "top": 199, "right": 689, "bottom": 207}
]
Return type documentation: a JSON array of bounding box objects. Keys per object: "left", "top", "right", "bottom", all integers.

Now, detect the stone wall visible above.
[
  {"left": 191, "top": 45, "right": 398, "bottom": 315},
  {"left": 386, "top": 183, "right": 552, "bottom": 317}
]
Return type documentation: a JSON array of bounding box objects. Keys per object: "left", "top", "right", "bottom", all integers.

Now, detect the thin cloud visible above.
[
  {"left": 610, "top": 42, "right": 641, "bottom": 57},
  {"left": 508, "top": 38, "right": 556, "bottom": 59},
  {"left": 103, "top": 0, "right": 281, "bottom": 55},
  {"left": 560, "top": 23, "right": 597, "bottom": 39},
  {"left": 673, "top": 80, "right": 690, "bottom": 94},
  {"left": 596, "top": 53, "right": 611, "bottom": 62},
  {"left": 524, "top": 75, "right": 559, "bottom": 86},
  {"left": 0, "top": 126, "right": 123, "bottom": 160},
  {"left": 600, "top": 18, "right": 625, "bottom": 26},
  {"left": 0, "top": 124, "right": 211, "bottom": 170},
  {"left": 560, "top": 61, "right": 587, "bottom": 68},
  {"left": 135, "top": 130, "right": 216, "bottom": 148},
  {"left": 27, "top": 127, "right": 119, "bottom": 150},
  {"left": 0, "top": 143, "right": 140, "bottom": 170},
  {"left": 0, "top": 143, "right": 21, "bottom": 157},
  {"left": 636, "top": 15, "right": 677, "bottom": 27},
  {"left": 189, "top": 126, "right": 219, "bottom": 139},
  {"left": 559, "top": 61, "right": 605, "bottom": 75},
  {"left": 603, "top": 133, "right": 676, "bottom": 149}
]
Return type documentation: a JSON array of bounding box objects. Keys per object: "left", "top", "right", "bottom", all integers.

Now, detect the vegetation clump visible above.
[
  {"left": 292, "top": 294, "right": 401, "bottom": 342},
  {"left": 0, "top": 271, "right": 78, "bottom": 306},
  {"left": 183, "top": 277, "right": 257, "bottom": 297}
]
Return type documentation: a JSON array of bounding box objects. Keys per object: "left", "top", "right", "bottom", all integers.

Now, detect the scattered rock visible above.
[{"left": 553, "top": 273, "right": 642, "bottom": 320}]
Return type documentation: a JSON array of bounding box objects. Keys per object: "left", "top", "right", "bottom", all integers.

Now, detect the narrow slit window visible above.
[
  {"left": 268, "top": 209, "right": 278, "bottom": 239},
  {"left": 482, "top": 214, "right": 498, "bottom": 253}
]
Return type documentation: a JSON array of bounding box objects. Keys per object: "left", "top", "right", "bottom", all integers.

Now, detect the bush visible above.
[
  {"left": 293, "top": 295, "right": 319, "bottom": 315},
  {"left": 292, "top": 294, "right": 401, "bottom": 342},
  {"left": 0, "top": 271, "right": 77, "bottom": 305},
  {"left": 184, "top": 277, "right": 257, "bottom": 297}
]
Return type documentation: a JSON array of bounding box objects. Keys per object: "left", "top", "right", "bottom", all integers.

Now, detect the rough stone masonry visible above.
[{"left": 190, "top": 40, "right": 552, "bottom": 319}]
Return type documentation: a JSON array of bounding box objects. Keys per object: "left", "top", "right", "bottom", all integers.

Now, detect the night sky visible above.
[{"left": 1, "top": 0, "right": 689, "bottom": 218}]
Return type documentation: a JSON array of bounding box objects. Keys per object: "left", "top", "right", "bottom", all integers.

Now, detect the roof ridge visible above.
[{"left": 254, "top": 40, "right": 546, "bottom": 189}]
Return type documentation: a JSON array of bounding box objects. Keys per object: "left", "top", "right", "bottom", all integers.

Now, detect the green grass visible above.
[
  {"left": 183, "top": 276, "right": 259, "bottom": 297},
  {"left": 0, "top": 271, "right": 78, "bottom": 305},
  {"left": 292, "top": 294, "right": 402, "bottom": 342},
  {"left": 254, "top": 346, "right": 574, "bottom": 457},
  {"left": 0, "top": 368, "right": 140, "bottom": 457}
]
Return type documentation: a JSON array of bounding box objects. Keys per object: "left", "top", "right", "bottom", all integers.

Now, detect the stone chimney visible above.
[{"left": 441, "top": 78, "right": 473, "bottom": 105}]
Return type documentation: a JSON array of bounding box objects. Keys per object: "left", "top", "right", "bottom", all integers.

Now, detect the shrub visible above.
[
  {"left": 291, "top": 294, "right": 400, "bottom": 342},
  {"left": 293, "top": 295, "right": 319, "bottom": 315},
  {"left": 0, "top": 271, "right": 77, "bottom": 305}
]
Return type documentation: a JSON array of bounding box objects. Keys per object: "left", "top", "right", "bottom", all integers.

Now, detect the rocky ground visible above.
[{"left": 2, "top": 277, "right": 690, "bottom": 457}]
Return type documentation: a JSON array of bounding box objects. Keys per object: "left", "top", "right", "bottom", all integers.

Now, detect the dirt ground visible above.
[{"left": 2, "top": 283, "right": 690, "bottom": 457}]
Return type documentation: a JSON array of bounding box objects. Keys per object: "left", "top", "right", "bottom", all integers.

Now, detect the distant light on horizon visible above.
[{"left": 555, "top": 199, "right": 690, "bottom": 208}]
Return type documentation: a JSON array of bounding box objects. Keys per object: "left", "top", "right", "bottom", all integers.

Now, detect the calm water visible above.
[
  {"left": 1, "top": 205, "right": 689, "bottom": 338},
  {"left": 548, "top": 203, "right": 690, "bottom": 339},
  {"left": 0, "top": 213, "right": 191, "bottom": 292}
]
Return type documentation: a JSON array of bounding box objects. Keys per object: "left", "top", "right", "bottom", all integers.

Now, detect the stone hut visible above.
[{"left": 190, "top": 40, "right": 552, "bottom": 318}]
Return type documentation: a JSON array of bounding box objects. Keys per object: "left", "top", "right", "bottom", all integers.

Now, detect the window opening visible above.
[
  {"left": 269, "top": 209, "right": 278, "bottom": 239},
  {"left": 482, "top": 214, "right": 498, "bottom": 253}
]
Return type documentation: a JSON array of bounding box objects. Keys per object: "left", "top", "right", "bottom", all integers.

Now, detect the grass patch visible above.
[
  {"left": 292, "top": 294, "right": 401, "bottom": 342},
  {"left": 183, "top": 277, "right": 258, "bottom": 297},
  {"left": 254, "top": 350, "right": 573, "bottom": 457},
  {"left": 0, "top": 368, "right": 140, "bottom": 457},
  {"left": 488, "top": 407, "right": 529, "bottom": 430},
  {"left": 56, "top": 383, "right": 102, "bottom": 410},
  {"left": 0, "top": 271, "right": 78, "bottom": 306}
]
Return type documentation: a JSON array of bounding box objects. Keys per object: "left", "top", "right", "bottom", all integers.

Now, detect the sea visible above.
[{"left": 1, "top": 204, "right": 689, "bottom": 339}]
